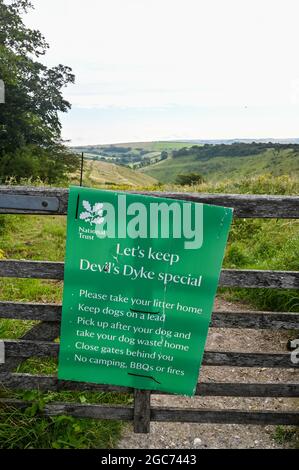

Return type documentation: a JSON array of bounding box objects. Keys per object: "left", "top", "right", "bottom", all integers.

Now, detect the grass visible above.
[
  {"left": 70, "top": 159, "right": 157, "bottom": 188},
  {"left": 274, "top": 426, "right": 299, "bottom": 448},
  {"left": 0, "top": 173, "right": 298, "bottom": 448},
  {"left": 0, "top": 213, "right": 132, "bottom": 449},
  {"left": 141, "top": 148, "right": 299, "bottom": 183},
  {"left": 179, "top": 175, "right": 299, "bottom": 312},
  {"left": 0, "top": 390, "right": 129, "bottom": 449}
]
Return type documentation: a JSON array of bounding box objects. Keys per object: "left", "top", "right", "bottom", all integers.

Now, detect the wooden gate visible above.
[{"left": 0, "top": 186, "right": 298, "bottom": 433}]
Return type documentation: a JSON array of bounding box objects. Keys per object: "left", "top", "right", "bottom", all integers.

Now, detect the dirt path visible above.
[{"left": 118, "top": 298, "right": 298, "bottom": 449}]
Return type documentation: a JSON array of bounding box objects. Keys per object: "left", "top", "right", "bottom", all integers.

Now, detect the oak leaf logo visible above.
[{"left": 80, "top": 200, "right": 105, "bottom": 226}]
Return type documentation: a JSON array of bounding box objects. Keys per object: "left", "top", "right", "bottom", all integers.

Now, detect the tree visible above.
[
  {"left": 0, "top": 0, "right": 79, "bottom": 182},
  {"left": 175, "top": 172, "right": 205, "bottom": 186}
]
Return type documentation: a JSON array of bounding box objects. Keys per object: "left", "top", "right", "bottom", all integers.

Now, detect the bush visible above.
[{"left": 175, "top": 172, "right": 205, "bottom": 186}]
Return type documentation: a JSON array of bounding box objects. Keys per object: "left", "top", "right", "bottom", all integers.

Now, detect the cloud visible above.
[{"left": 27, "top": 0, "right": 299, "bottom": 142}]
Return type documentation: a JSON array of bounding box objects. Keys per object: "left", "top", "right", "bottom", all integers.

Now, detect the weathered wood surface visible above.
[
  {"left": 0, "top": 398, "right": 133, "bottom": 420},
  {"left": 2, "top": 340, "right": 298, "bottom": 368},
  {"left": 0, "top": 398, "right": 298, "bottom": 425},
  {"left": 1, "top": 373, "right": 298, "bottom": 397},
  {"left": 134, "top": 389, "right": 151, "bottom": 433},
  {"left": 1, "top": 301, "right": 298, "bottom": 329},
  {"left": 1, "top": 186, "right": 299, "bottom": 218},
  {"left": 0, "top": 302, "right": 61, "bottom": 322},
  {"left": 150, "top": 408, "right": 299, "bottom": 425},
  {"left": 0, "top": 260, "right": 64, "bottom": 280},
  {"left": 0, "top": 322, "right": 60, "bottom": 373},
  {"left": 1, "top": 260, "right": 298, "bottom": 289}
]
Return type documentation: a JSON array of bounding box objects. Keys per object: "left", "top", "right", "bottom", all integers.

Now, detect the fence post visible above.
[{"left": 133, "top": 389, "right": 151, "bottom": 433}]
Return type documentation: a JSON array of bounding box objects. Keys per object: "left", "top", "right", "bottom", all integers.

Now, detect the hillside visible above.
[
  {"left": 71, "top": 141, "right": 195, "bottom": 169},
  {"left": 140, "top": 145, "right": 299, "bottom": 183},
  {"left": 71, "top": 158, "right": 157, "bottom": 188}
]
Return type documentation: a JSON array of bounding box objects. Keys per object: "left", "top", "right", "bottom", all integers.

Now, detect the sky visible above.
[{"left": 25, "top": 0, "right": 299, "bottom": 146}]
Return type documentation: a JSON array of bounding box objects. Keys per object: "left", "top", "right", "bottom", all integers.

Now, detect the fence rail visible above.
[
  {"left": 0, "top": 186, "right": 299, "bottom": 218},
  {"left": 1, "top": 301, "right": 298, "bottom": 329},
  {"left": 0, "top": 186, "right": 298, "bottom": 433},
  {"left": 1, "top": 373, "right": 299, "bottom": 397},
  {"left": 0, "top": 260, "right": 298, "bottom": 289},
  {"left": 2, "top": 339, "right": 298, "bottom": 368}
]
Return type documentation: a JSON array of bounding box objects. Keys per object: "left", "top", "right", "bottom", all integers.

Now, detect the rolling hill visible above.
[
  {"left": 140, "top": 146, "right": 299, "bottom": 183},
  {"left": 70, "top": 159, "right": 157, "bottom": 188}
]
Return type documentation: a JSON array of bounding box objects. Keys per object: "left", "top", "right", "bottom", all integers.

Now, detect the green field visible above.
[
  {"left": 71, "top": 159, "right": 157, "bottom": 188},
  {"left": 141, "top": 148, "right": 299, "bottom": 183}
]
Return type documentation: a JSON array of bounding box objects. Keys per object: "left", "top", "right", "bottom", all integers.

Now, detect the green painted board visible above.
[{"left": 58, "top": 186, "right": 233, "bottom": 396}]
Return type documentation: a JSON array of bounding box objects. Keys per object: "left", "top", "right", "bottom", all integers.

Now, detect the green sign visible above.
[{"left": 58, "top": 186, "right": 233, "bottom": 396}]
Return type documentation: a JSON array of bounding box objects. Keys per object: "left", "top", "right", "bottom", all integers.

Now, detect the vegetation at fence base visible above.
[
  {"left": 0, "top": 0, "right": 79, "bottom": 183},
  {"left": 0, "top": 389, "right": 129, "bottom": 449},
  {"left": 274, "top": 426, "right": 299, "bottom": 449}
]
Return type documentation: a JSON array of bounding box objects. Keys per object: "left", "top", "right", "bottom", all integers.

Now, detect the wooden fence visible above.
[{"left": 0, "top": 186, "right": 298, "bottom": 433}]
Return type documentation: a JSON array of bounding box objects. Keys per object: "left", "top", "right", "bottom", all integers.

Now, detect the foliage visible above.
[
  {"left": 0, "top": 389, "right": 126, "bottom": 449},
  {"left": 274, "top": 426, "right": 299, "bottom": 448},
  {"left": 175, "top": 172, "right": 204, "bottom": 185},
  {"left": 172, "top": 142, "right": 299, "bottom": 159},
  {"left": 0, "top": 0, "right": 79, "bottom": 182}
]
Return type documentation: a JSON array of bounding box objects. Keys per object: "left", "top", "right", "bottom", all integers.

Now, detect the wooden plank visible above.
[
  {"left": 134, "top": 389, "right": 151, "bottom": 433},
  {"left": 1, "top": 373, "right": 298, "bottom": 397},
  {"left": 0, "top": 260, "right": 64, "bottom": 280},
  {"left": 211, "top": 310, "right": 299, "bottom": 330},
  {"left": 220, "top": 269, "right": 299, "bottom": 288},
  {"left": 130, "top": 191, "right": 299, "bottom": 219},
  {"left": 0, "top": 398, "right": 134, "bottom": 420},
  {"left": 0, "top": 398, "right": 298, "bottom": 425},
  {"left": 0, "top": 373, "right": 133, "bottom": 393},
  {"left": 1, "top": 186, "right": 299, "bottom": 218},
  {"left": 151, "top": 408, "right": 299, "bottom": 425},
  {"left": 1, "top": 301, "right": 298, "bottom": 330},
  {"left": 0, "top": 302, "right": 61, "bottom": 321},
  {"left": 194, "top": 382, "right": 299, "bottom": 397},
  {"left": 2, "top": 340, "right": 298, "bottom": 368},
  {"left": 0, "top": 322, "right": 60, "bottom": 373},
  {"left": 203, "top": 351, "right": 298, "bottom": 368},
  {"left": 1, "top": 260, "right": 298, "bottom": 289}
]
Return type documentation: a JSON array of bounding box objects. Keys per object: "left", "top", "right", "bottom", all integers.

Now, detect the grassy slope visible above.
[
  {"left": 71, "top": 159, "right": 157, "bottom": 187},
  {"left": 141, "top": 148, "right": 299, "bottom": 183}
]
